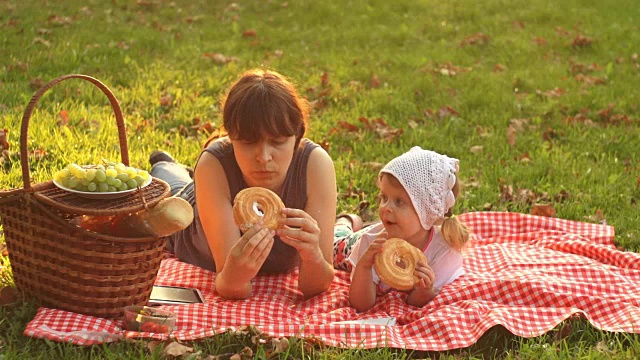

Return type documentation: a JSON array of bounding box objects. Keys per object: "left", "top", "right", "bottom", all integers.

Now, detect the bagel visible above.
[
  {"left": 139, "top": 197, "right": 195, "bottom": 237},
  {"left": 233, "top": 187, "right": 285, "bottom": 232},
  {"left": 374, "top": 238, "right": 427, "bottom": 291}
]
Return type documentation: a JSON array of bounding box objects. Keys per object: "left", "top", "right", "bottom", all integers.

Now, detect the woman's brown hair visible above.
[{"left": 205, "top": 69, "right": 309, "bottom": 148}]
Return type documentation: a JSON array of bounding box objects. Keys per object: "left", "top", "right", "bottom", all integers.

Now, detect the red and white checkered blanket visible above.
[{"left": 24, "top": 212, "right": 640, "bottom": 351}]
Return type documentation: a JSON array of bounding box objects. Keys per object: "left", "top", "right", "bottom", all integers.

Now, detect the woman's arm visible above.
[
  {"left": 277, "top": 147, "right": 337, "bottom": 298},
  {"left": 195, "top": 152, "right": 273, "bottom": 299}
]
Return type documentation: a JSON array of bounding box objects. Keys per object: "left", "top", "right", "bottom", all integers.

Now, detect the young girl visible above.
[
  {"left": 150, "top": 69, "right": 337, "bottom": 300},
  {"left": 334, "top": 147, "right": 469, "bottom": 312}
]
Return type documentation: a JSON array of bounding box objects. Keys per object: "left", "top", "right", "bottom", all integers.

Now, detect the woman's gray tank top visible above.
[{"left": 169, "top": 138, "right": 319, "bottom": 274}]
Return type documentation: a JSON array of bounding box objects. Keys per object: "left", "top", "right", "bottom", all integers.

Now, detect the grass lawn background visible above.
[{"left": 1, "top": 0, "right": 639, "bottom": 358}]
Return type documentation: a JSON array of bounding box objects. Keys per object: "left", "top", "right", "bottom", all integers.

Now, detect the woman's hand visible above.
[
  {"left": 276, "top": 207, "right": 323, "bottom": 263},
  {"left": 223, "top": 222, "right": 275, "bottom": 284}
]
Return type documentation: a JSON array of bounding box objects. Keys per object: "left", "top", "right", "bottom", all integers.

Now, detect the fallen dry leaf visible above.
[
  {"left": 531, "top": 203, "right": 556, "bottom": 217},
  {"left": 320, "top": 72, "right": 329, "bottom": 88},
  {"left": 47, "top": 15, "right": 74, "bottom": 26},
  {"left": 436, "top": 62, "right": 472, "bottom": 77},
  {"left": 493, "top": 63, "right": 507, "bottom": 73},
  {"left": 575, "top": 74, "right": 606, "bottom": 86},
  {"left": 423, "top": 106, "right": 460, "bottom": 121},
  {"left": 460, "top": 32, "right": 491, "bottom": 47},
  {"left": 272, "top": 337, "right": 289, "bottom": 354},
  {"left": 555, "top": 26, "right": 572, "bottom": 37},
  {"left": 57, "top": 110, "right": 70, "bottom": 126},
  {"left": 500, "top": 184, "right": 513, "bottom": 202},
  {"left": 162, "top": 341, "right": 194, "bottom": 357},
  {"left": 586, "top": 209, "right": 607, "bottom": 225},
  {"left": 369, "top": 74, "right": 381, "bottom": 88},
  {"left": 203, "top": 52, "right": 238, "bottom": 64},
  {"left": 536, "top": 87, "right": 566, "bottom": 98},
  {"left": 0, "top": 129, "right": 9, "bottom": 150},
  {"left": 552, "top": 321, "right": 572, "bottom": 343},
  {"left": 32, "top": 37, "right": 51, "bottom": 47},
  {"left": 572, "top": 33, "right": 593, "bottom": 47},
  {"left": 512, "top": 21, "right": 525, "bottom": 30},
  {"left": 506, "top": 125, "right": 517, "bottom": 147},
  {"left": 596, "top": 340, "right": 610, "bottom": 353},
  {"left": 532, "top": 36, "right": 547, "bottom": 46},
  {"left": 242, "top": 29, "right": 257, "bottom": 37},
  {"left": 159, "top": 94, "right": 173, "bottom": 107}
]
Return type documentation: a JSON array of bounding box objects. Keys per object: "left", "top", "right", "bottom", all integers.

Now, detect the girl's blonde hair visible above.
[{"left": 440, "top": 180, "right": 470, "bottom": 251}]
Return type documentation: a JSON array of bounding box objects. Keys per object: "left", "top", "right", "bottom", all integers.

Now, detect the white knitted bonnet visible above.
[{"left": 380, "top": 146, "right": 459, "bottom": 230}]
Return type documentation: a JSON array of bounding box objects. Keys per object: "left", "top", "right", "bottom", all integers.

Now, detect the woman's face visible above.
[{"left": 231, "top": 135, "right": 297, "bottom": 193}]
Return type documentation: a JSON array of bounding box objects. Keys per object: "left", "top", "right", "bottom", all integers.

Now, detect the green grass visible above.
[{"left": 1, "top": 0, "right": 639, "bottom": 358}]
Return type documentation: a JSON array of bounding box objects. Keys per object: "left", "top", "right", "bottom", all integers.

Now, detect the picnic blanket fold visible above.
[{"left": 23, "top": 212, "right": 640, "bottom": 350}]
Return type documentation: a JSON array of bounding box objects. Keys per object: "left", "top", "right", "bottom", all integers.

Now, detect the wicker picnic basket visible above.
[{"left": 0, "top": 74, "right": 172, "bottom": 318}]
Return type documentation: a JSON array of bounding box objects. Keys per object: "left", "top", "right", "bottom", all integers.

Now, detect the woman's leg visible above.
[{"left": 150, "top": 160, "right": 193, "bottom": 196}]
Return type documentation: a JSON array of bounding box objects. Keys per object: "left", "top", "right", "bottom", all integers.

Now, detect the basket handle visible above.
[{"left": 20, "top": 74, "right": 129, "bottom": 192}]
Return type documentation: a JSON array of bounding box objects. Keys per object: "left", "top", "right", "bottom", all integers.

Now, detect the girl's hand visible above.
[
  {"left": 276, "top": 208, "right": 324, "bottom": 263},
  {"left": 357, "top": 237, "right": 386, "bottom": 269},
  {"left": 413, "top": 259, "right": 435, "bottom": 290},
  {"left": 405, "top": 260, "right": 437, "bottom": 307},
  {"left": 224, "top": 222, "right": 275, "bottom": 284}
]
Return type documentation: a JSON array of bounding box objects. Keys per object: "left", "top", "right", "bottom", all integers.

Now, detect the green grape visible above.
[
  {"left": 125, "top": 168, "right": 138, "bottom": 178},
  {"left": 68, "top": 177, "right": 79, "bottom": 189},
  {"left": 116, "top": 173, "right": 130, "bottom": 182},
  {"left": 114, "top": 163, "right": 126, "bottom": 171},
  {"left": 126, "top": 179, "right": 138, "bottom": 189},
  {"left": 105, "top": 176, "right": 116, "bottom": 185},
  {"left": 80, "top": 179, "right": 90, "bottom": 187},
  {"left": 105, "top": 168, "right": 117, "bottom": 178},
  {"left": 108, "top": 186, "right": 117, "bottom": 192},
  {"left": 112, "top": 179, "right": 122, "bottom": 188},
  {"left": 98, "top": 182, "right": 109, "bottom": 192},
  {"left": 87, "top": 182, "right": 97, "bottom": 192},
  {"left": 54, "top": 169, "right": 70, "bottom": 182},
  {"left": 96, "top": 164, "right": 105, "bottom": 171},
  {"left": 133, "top": 175, "right": 145, "bottom": 185},
  {"left": 62, "top": 177, "right": 71, "bottom": 188},
  {"left": 117, "top": 183, "right": 128, "bottom": 191},
  {"left": 138, "top": 170, "right": 150, "bottom": 180},
  {"left": 68, "top": 163, "right": 82, "bottom": 174},
  {"left": 85, "top": 169, "right": 97, "bottom": 182},
  {"left": 95, "top": 169, "right": 107, "bottom": 182}
]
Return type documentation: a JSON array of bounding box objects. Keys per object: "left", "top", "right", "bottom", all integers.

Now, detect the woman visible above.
[{"left": 150, "top": 69, "right": 337, "bottom": 300}]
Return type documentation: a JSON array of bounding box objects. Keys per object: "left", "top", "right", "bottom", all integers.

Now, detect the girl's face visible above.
[
  {"left": 230, "top": 134, "right": 296, "bottom": 193},
  {"left": 378, "top": 175, "right": 429, "bottom": 248}
]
